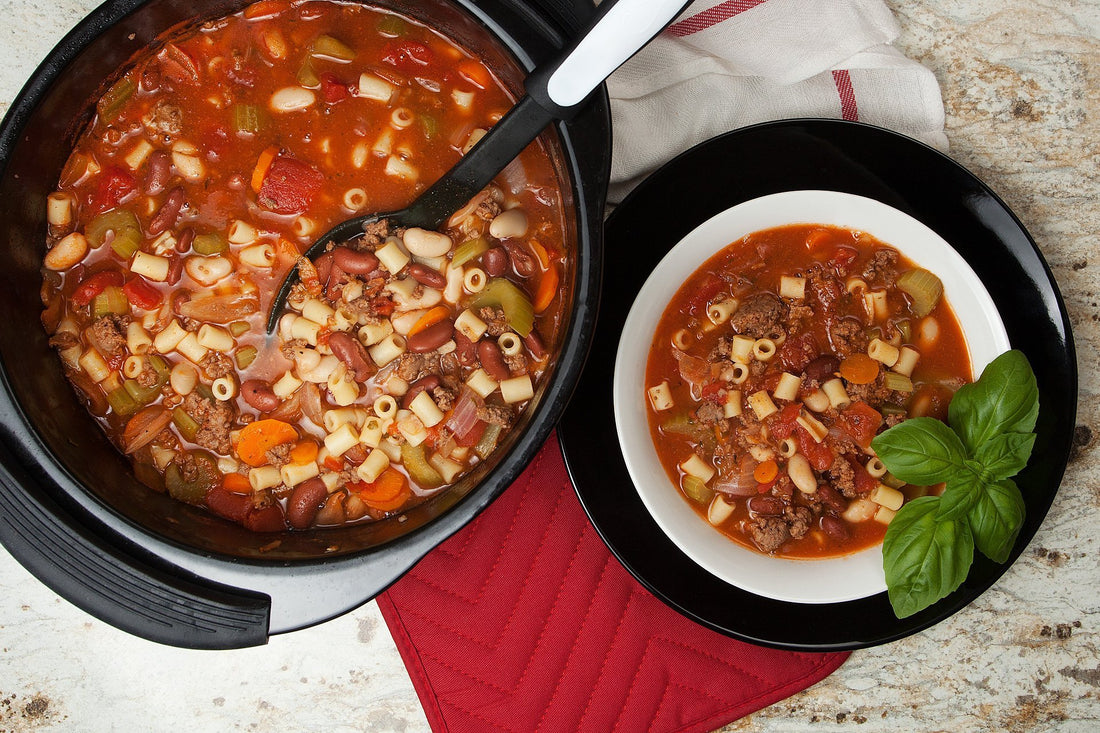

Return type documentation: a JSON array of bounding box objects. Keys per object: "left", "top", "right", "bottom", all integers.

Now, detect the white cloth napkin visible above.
[{"left": 607, "top": 0, "right": 946, "bottom": 202}]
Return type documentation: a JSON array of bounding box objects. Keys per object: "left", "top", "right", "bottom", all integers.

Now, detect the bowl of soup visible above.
[
  {"left": 613, "top": 190, "right": 1010, "bottom": 604},
  {"left": 0, "top": 0, "right": 609, "bottom": 564}
]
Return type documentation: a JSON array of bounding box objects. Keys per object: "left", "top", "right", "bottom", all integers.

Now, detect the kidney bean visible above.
[
  {"left": 401, "top": 375, "right": 441, "bottom": 409},
  {"left": 170, "top": 290, "right": 190, "bottom": 315},
  {"left": 241, "top": 379, "right": 281, "bottom": 412},
  {"left": 343, "top": 443, "right": 368, "bottom": 466},
  {"left": 483, "top": 246, "right": 508, "bottom": 277},
  {"left": 286, "top": 477, "right": 329, "bottom": 530},
  {"left": 453, "top": 331, "right": 478, "bottom": 366},
  {"left": 408, "top": 263, "right": 446, "bottom": 288},
  {"left": 328, "top": 331, "right": 374, "bottom": 382},
  {"left": 148, "top": 186, "right": 186, "bottom": 236},
  {"left": 524, "top": 329, "right": 547, "bottom": 360},
  {"left": 204, "top": 486, "right": 251, "bottom": 523},
  {"left": 145, "top": 151, "right": 171, "bottom": 195},
  {"left": 407, "top": 320, "right": 454, "bottom": 353},
  {"left": 803, "top": 354, "right": 841, "bottom": 383},
  {"left": 175, "top": 227, "right": 195, "bottom": 253},
  {"left": 244, "top": 503, "right": 286, "bottom": 533},
  {"left": 817, "top": 485, "right": 848, "bottom": 513},
  {"left": 820, "top": 514, "right": 850, "bottom": 541},
  {"left": 313, "top": 251, "right": 334, "bottom": 284},
  {"left": 748, "top": 495, "right": 786, "bottom": 516},
  {"left": 332, "top": 246, "right": 379, "bottom": 275},
  {"left": 478, "top": 339, "right": 510, "bottom": 381},
  {"left": 165, "top": 254, "right": 183, "bottom": 285},
  {"left": 502, "top": 240, "right": 536, "bottom": 278}
]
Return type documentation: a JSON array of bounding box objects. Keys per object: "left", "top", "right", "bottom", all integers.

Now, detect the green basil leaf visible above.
[
  {"left": 968, "top": 478, "right": 1026, "bottom": 563},
  {"left": 948, "top": 350, "right": 1038, "bottom": 453},
  {"left": 883, "top": 496, "right": 974, "bottom": 618},
  {"left": 870, "top": 417, "right": 967, "bottom": 485},
  {"left": 973, "top": 432, "right": 1036, "bottom": 480},
  {"left": 937, "top": 463, "right": 986, "bottom": 522}
]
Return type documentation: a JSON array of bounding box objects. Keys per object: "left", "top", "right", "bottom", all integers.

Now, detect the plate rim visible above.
[{"left": 560, "top": 118, "right": 1078, "bottom": 651}]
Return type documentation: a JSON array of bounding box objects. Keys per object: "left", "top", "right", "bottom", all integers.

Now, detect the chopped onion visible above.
[
  {"left": 122, "top": 405, "right": 172, "bottom": 454},
  {"left": 446, "top": 387, "right": 483, "bottom": 437},
  {"left": 672, "top": 347, "right": 710, "bottom": 393},
  {"left": 712, "top": 455, "right": 758, "bottom": 496},
  {"left": 177, "top": 290, "right": 259, "bottom": 324}
]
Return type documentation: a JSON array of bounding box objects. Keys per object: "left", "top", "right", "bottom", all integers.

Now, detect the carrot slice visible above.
[
  {"left": 364, "top": 486, "right": 412, "bottom": 512},
  {"left": 753, "top": 459, "right": 779, "bottom": 484},
  {"left": 323, "top": 455, "right": 344, "bottom": 472},
  {"left": 457, "top": 59, "right": 491, "bottom": 90},
  {"left": 251, "top": 146, "right": 280, "bottom": 194},
  {"left": 358, "top": 468, "right": 407, "bottom": 503},
  {"left": 289, "top": 439, "right": 319, "bottom": 465},
  {"left": 533, "top": 261, "right": 559, "bottom": 314},
  {"left": 407, "top": 305, "right": 451, "bottom": 337},
  {"left": 236, "top": 418, "right": 299, "bottom": 467},
  {"left": 839, "top": 353, "right": 880, "bottom": 385},
  {"left": 804, "top": 229, "right": 832, "bottom": 250},
  {"left": 243, "top": 0, "right": 288, "bottom": 19},
  {"left": 528, "top": 239, "right": 551, "bottom": 270},
  {"left": 222, "top": 472, "right": 252, "bottom": 494}
]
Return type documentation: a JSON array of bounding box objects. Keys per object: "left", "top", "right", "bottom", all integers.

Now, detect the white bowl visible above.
[{"left": 612, "top": 190, "right": 1011, "bottom": 604}]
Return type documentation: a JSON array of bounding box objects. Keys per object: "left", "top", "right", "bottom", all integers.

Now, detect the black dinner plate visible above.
[{"left": 558, "top": 119, "right": 1077, "bottom": 651}]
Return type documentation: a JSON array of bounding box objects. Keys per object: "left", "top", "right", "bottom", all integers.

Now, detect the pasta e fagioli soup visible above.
[
  {"left": 614, "top": 191, "right": 1010, "bottom": 603},
  {"left": 39, "top": 0, "right": 571, "bottom": 534}
]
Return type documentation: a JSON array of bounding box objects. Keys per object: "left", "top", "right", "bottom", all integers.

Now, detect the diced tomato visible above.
[
  {"left": 323, "top": 456, "right": 344, "bottom": 472},
  {"left": 257, "top": 155, "right": 324, "bottom": 214},
  {"left": 795, "top": 426, "right": 834, "bottom": 471},
  {"left": 680, "top": 274, "right": 723, "bottom": 316},
  {"left": 776, "top": 331, "right": 818, "bottom": 373},
  {"left": 320, "top": 73, "right": 350, "bottom": 103},
  {"left": 157, "top": 43, "right": 200, "bottom": 85},
  {"left": 829, "top": 246, "right": 858, "bottom": 271},
  {"left": 71, "top": 270, "right": 124, "bottom": 306},
  {"left": 847, "top": 455, "right": 881, "bottom": 494},
  {"left": 205, "top": 486, "right": 252, "bottom": 523},
  {"left": 371, "top": 297, "right": 395, "bottom": 316},
  {"left": 454, "top": 418, "right": 486, "bottom": 447},
  {"left": 835, "top": 401, "right": 883, "bottom": 450},
  {"left": 122, "top": 276, "right": 163, "bottom": 310},
  {"left": 381, "top": 39, "right": 434, "bottom": 73},
  {"left": 700, "top": 382, "right": 726, "bottom": 402},
  {"left": 768, "top": 403, "right": 802, "bottom": 440},
  {"left": 88, "top": 166, "right": 136, "bottom": 214}
]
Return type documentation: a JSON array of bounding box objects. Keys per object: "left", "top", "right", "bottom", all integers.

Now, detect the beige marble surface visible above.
[{"left": 1, "top": 1, "right": 1098, "bottom": 731}]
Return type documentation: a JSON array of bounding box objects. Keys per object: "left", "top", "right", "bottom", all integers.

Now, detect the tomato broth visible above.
[
  {"left": 645, "top": 224, "right": 973, "bottom": 559},
  {"left": 40, "top": 0, "right": 569, "bottom": 533}
]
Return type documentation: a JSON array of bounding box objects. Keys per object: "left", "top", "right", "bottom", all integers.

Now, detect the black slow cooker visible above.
[{"left": 0, "top": 0, "right": 610, "bottom": 649}]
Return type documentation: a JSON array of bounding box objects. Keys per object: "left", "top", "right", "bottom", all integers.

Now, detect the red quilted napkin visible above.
[{"left": 377, "top": 434, "right": 848, "bottom": 732}]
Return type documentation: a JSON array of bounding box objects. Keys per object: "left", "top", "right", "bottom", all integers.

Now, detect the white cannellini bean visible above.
[
  {"left": 44, "top": 232, "right": 89, "bottom": 270},
  {"left": 270, "top": 86, "right": 316, "bottom": 112},
  {"left": 185, "top": 255, "right": 233, "bottom": 286},
  {"left": 488, "top": 208, "right": 528, "bottom": 239},
  {"left": 787, "top": 453, "right": 818, "bottom": 494},
  {"left": 402, "top": 228, "right": 452, "bottom": 257}
]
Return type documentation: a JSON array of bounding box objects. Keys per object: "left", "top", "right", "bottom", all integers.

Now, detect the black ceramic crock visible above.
[{"left": 0, "top": 0, "right": 610, "bottom": 648}]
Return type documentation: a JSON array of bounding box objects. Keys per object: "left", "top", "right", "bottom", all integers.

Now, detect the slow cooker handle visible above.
[
  {"left": 0, "top": 453, "right": 270, "bottom": 650},
  {"left": 526, "top": 0, "right": 691, "bottom": 114}
]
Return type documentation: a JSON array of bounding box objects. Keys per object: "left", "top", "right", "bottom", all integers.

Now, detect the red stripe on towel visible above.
[
  {"left": 667, "top": 0, "right": 769, "bottom": 37},
  {"left": 832, "top": 69, "right": 859, "bottom": 121}
]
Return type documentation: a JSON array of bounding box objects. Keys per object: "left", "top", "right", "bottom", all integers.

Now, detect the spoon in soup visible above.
[{"left": 265, "top": 0, "right": 690, "bottom": 332}]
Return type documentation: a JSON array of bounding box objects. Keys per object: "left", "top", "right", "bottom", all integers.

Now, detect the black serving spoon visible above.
[{"left": 265, "top": 0, "right": 690, "bottom": 332}]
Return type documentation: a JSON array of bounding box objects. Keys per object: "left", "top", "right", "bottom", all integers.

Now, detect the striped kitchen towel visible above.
[{"left": 608, "top": 0, "right": 946, "bottom": 201}]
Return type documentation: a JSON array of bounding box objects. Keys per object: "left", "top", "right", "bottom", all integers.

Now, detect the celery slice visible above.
[
  {"left": 86, "top": 209, "right": 140, "bottom": 249},
  {"left": 451, "top": 237, "right": 489, "bottom": 267},
  {"left": 401, "top": 443, "right": 444, "bottom": 489},
  {"left": 107, "top": 386, "right": 141, "bottom": 416},
  {"left": 897, "top": 268, "right": 943, "bottom": 318},
  {"left": 92, "top": 286, "right": 130, "bottom": 318},
  {"left": 310, "top": 35, "right": 356, "bottom": 62},
  {"left": 469, "top": 277, "right": 534, "bottom": 337},
  {"left": 193, "top": 233, "right": 228, "bottom": 256},
  {"left": 98, "top": 76, "right": 135, "bottom": 121}
]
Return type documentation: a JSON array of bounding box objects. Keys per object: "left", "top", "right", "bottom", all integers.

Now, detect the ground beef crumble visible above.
[{"left": 181, "top": 392, "right": 234, "bottom": 454}]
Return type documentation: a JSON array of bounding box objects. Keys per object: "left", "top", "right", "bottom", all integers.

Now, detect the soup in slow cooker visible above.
[{"left": 39, "top": 0, "right": 568, "bottom": 532}]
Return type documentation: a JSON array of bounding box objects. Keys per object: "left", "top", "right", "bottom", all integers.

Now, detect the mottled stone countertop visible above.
[{"left": 1, "top": 1, "right": 1097, "bottom": 731}]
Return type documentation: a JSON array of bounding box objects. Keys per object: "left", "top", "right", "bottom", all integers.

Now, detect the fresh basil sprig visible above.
[{"left": 870, "top": 350, "right": 1038, "bottom": 619}]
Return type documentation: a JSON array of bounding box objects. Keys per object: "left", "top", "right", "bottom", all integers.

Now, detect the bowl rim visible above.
[{"left": 612, "top": 189, "right": 1011, "bottom": 604}]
